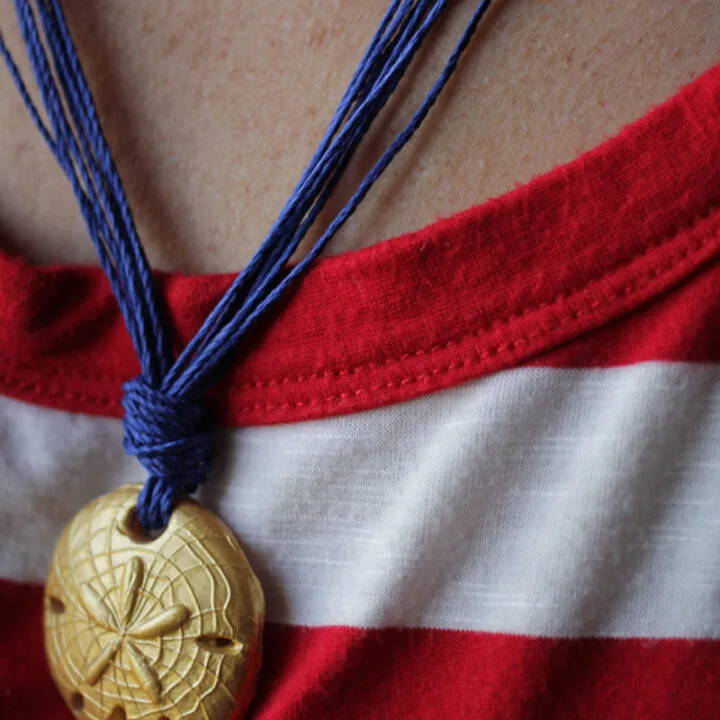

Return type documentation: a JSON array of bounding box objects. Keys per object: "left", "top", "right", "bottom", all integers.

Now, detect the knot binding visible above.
[{"left": 122, "top": 377, "right": 212, "bottom": 530}]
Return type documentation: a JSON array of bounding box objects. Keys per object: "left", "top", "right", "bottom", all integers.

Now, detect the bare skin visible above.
[{"left": 0, "top": 0, "right": 718, "bottom": 272}]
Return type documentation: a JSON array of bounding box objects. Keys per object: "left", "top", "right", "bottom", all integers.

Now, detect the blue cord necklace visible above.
[{"left": 2, "top": 1, "right": 492, "bottom": 717}]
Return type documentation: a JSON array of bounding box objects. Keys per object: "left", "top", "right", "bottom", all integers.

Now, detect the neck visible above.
[{"left": 1, "top": 0, "right": 718, "bottom": 272}]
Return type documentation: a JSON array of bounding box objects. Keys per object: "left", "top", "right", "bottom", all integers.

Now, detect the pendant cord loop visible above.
[
  {"left": 122, "top": 378, "right": 213, "bottom": 530},
  {"left": 1, "top": 0, "right": 493, "bottom": 529}
]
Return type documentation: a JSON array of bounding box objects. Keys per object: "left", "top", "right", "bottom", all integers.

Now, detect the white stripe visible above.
[{"left": 1, "top": 363, "right": 718, "bottom": 638}]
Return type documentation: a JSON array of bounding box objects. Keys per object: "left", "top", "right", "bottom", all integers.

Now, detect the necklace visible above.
[{"left": 1, "top": 1, "right": 492, "bottom": 717}]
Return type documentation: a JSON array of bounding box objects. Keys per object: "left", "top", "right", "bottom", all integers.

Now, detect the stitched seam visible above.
[
  {"left": 215, "top": 229, "right": 720, "bottom": 411},
  {"left": 0, "top": 361, "right": 124, "bottom": 383},
  {"left": 0, "top": 375, "right": 120, "bottom": 408},
  {"left": 1, "top": 208, "right": 719, "bottom": 389},
  {"left": 223, "top": 288, "right": 628, "bottom": 412},
  {"left": 243, "top": 214, "right": 719, "bottom": 388},
  {"left": 4, "top": 223, "right": 713, "bottom": 416}
]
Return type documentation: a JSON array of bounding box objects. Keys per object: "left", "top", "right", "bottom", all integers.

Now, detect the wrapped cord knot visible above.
[{"left": 122, "top": 377, "right": 212, "bottom": 530}]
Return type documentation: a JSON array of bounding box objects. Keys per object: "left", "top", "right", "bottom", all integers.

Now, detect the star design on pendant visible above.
[{"left": 79, "top": 556, "right": 190, "bottom": 703}]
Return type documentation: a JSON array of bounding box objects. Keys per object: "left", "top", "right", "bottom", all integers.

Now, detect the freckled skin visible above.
[{"left": 0, "top": 0, "right": 718, "bottom": 272}]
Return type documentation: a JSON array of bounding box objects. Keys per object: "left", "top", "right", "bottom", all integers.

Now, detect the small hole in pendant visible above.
[
  {"left": 195, "top": 635, "right": 244, "bottom": 655},
  {"left": 118, "top": 506, "right": 166, "bottom": 543},
  {"left": 70, "top": 691, "right": 84, "bottom": 713},
  {"left": 48, "top": 596, "right": 65, "bottom": 614},
  {"left": 107, "top": 707, "right": 126, "bottom": 720}
]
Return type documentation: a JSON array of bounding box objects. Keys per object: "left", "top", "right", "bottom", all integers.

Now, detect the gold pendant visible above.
[{"left": 44, "top": 485, "right": 264, "bottom": 720}]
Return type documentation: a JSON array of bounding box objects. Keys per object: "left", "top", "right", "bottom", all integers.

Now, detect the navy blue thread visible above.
[{"left": 1, "top": 0, "right": 493, "bottom": 529}]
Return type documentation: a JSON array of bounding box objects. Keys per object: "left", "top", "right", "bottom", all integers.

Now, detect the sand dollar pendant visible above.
[{"left": 44, "top": 485, "right": 264, "bottom": 720}]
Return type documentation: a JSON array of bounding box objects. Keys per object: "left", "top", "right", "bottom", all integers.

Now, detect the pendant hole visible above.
[
  {"left": 118, "top": 506, "right": 166, "bottom": 543},
  {"left": 107, "top": 707, "right": 126, "bottom": 720},
  {"left": 70, "top": 691, "right": 84, "bottom": 713},
  {"left": 48, "top": 596, "right": 65, "bottom": 614},
  {"left": 195, "top": 635, "right": 244, "bottom": 655}
]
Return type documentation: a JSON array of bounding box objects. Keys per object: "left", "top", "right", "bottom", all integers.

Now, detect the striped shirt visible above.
[{"left": 1, "top": 61, "right": 719, "bottom": 720}]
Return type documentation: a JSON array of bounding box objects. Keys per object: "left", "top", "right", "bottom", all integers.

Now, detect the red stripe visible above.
[
  {"left": 0, "top": 65, "right": 720, "bottom": 424},
  {"left": 528, "top": 259, "right": 720, "bottom": 369},
  {"left": 2, "top": 580, "right": 718, "bottom": 720}
]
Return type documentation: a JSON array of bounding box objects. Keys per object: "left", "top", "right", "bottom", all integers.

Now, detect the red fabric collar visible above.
[{"left": 2, "top": 63, "right": 720, "bottom": 425}]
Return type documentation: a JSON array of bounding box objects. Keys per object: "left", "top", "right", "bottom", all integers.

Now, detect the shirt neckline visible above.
[{"left": 1, "top": 62, "right": 720, "bottom": 425}]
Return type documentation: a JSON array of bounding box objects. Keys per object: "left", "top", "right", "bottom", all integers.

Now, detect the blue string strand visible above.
[{"left": 0, "top": 0, "right": 493, "bottom": 529}]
